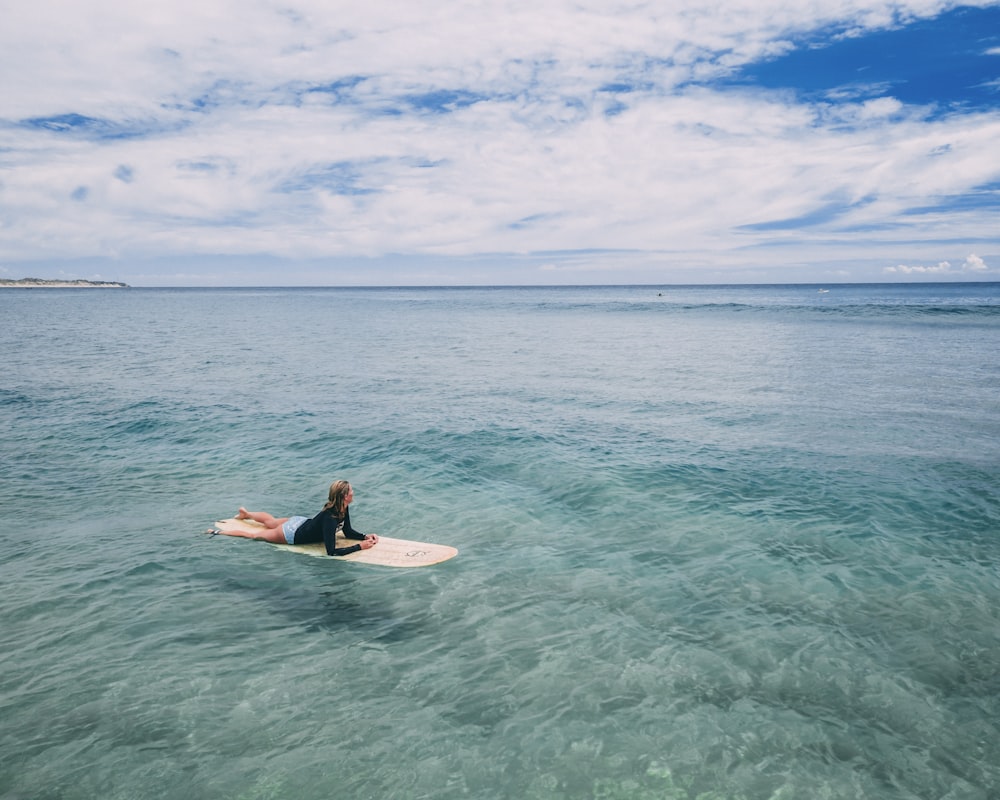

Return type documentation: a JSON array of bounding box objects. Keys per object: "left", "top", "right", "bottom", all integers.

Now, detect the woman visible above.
[{"left": 212, "top": 480, "right": 378, "bottom": 556}]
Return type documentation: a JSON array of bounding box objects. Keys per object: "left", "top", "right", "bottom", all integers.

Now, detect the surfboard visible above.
[{"left": 210, "top": 519, "right": 458, "bottom": 568}]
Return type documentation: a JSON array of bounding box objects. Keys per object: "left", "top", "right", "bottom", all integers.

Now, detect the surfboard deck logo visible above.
[{"left": 210, "top": 519, "right": 458, "bottom": 568}]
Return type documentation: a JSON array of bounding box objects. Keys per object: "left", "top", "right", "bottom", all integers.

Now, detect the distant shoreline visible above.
[{"left": 0, "top": 278, "right": 129, "bottom": 288}]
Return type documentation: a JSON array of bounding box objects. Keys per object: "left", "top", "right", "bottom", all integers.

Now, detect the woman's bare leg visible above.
[
  {"left": 235, "top": 507, "right": 288, "bottom": 529},
  {"left": 214, "top": 525, "right": 287, "bottom": 544}
]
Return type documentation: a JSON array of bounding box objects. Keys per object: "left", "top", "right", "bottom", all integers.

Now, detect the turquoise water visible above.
[{"left": 2, "top": 283, "right": 999, "bottom": 799}]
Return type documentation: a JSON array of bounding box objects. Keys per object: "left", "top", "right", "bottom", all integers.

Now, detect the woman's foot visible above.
[{"left": 236, "top": 507, "right": 250, "bottom": 520}]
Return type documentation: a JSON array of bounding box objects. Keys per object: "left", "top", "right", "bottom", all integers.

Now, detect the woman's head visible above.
[{"left": 326, "top": 480, "right": 353, "bottom": 515}]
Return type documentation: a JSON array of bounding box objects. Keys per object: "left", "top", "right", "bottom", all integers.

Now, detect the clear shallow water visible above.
[{"left": 2, "top": 283, "right": 999, "bottom": 799}]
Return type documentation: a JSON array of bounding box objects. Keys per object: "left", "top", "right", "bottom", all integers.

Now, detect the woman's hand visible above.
[{"left": 360, "top": 534, "right": 379, "bottom": 550}]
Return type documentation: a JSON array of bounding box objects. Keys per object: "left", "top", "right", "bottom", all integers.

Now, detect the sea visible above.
[{"left": 2, "top": 283, "right": 998, "bottom": 800}]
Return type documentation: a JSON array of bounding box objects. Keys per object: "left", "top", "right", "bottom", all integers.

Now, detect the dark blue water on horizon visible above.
[{"left": 2, "top": 283, "right": 999, "bottom": 799}]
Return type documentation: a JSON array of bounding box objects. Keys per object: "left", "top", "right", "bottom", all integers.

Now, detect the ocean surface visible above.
[{"left": 2, "top": 283, "right": 999, "bottom": 800}]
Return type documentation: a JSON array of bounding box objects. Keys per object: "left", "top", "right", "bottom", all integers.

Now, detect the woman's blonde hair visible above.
[{"left": 324, "top": 480, "right": 352, "bottom": 515}]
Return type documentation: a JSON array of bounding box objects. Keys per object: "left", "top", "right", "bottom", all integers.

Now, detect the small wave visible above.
[
  {"left": 0, "top": 388, "right": 42, "bottom": 407},
  {"left": 533, "top": 298, "right": 1000, "bottom": 321}
]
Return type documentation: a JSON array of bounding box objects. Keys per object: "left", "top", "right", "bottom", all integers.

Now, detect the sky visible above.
[{"left": 1, "top": 0, "right": 999, "bottom": 286}]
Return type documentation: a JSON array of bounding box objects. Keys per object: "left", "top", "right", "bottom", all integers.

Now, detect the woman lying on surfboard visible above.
[{"left": 209, "top": 480, "right": 378, "bottom": 556}]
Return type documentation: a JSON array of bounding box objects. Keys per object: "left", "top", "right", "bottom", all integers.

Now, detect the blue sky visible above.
[{"left": 1, "top": 1, "right": 998, "bottom": 285}]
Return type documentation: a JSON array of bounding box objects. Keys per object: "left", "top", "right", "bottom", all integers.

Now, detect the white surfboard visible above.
[{"left": 210, "top": 519, "right": 458, "bottom": 568}]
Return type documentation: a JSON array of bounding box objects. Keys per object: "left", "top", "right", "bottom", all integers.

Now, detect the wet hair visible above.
[{"left": 324, "top": 480, "right": 352, "bottom": 516}]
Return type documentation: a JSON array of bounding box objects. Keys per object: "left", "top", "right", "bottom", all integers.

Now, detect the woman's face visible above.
[{"left": 345, "top": 486, "right": 354, "bottom": 505}]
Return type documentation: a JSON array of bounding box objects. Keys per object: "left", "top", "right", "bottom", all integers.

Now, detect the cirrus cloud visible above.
[{"left": 1, "top": 0, "right": 999, "bottom": 285}]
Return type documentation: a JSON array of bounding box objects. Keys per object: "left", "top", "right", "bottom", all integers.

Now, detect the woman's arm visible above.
[
  {"left": 319, "top": 511, "right": 362, "bottom": 556},
  {"left": 319, "top": 509, "right": 376, "bottom": 555},
  {"left": 340, "top": 507, "right": 366, "bottom": 540}
]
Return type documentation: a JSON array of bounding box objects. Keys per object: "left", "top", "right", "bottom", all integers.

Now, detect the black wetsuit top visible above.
[{"left": 292, "top": 506, "right": 366, "bottom": 556}]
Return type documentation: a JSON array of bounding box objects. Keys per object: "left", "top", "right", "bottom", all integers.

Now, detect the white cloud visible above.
[
  {"left": 1, "top": 0, "right": 999, "bottom": 283},
  {"left": 962, "top": 253, "right": 989, "bottom": 272},
  {"left": 884, "top": 253, "right": 991, "bottom": 274},
  {"left": 884, "top": 260, "right": 955, "bottom": 274}
]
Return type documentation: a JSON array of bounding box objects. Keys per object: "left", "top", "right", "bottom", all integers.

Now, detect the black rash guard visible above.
[{"left": 292, "top": 506, "right": 367, "bottom": 556}]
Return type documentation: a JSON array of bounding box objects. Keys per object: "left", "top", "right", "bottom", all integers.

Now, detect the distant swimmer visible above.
[{"left": 207, "top": 480, "right": 378, "bottom": 556}]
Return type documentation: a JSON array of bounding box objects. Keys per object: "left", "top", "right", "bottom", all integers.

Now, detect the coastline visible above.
[{"left": 0, "top": 278, "right": 129, "bottom": 288}]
